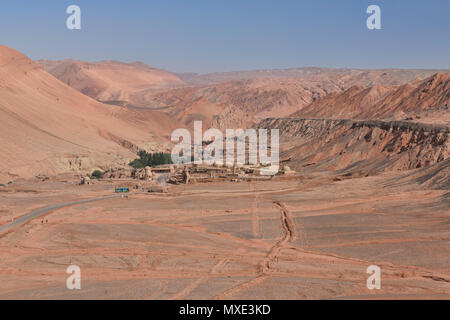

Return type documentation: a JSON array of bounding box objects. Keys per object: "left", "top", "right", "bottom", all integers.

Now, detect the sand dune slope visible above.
[
  {"left": 0, "top": 45, "right": 161, "bottom": 180},
  {"left": 38, "top": 59, "right": 184, "bottom": 107}
]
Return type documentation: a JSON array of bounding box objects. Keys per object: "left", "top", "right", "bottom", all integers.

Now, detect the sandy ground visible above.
[{"left": 0, "top": 172, "right": 449, "bottom": 300}]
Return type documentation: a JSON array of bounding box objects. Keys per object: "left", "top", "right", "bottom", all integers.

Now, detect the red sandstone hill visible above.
[
  {"left": 144, "top": 71, "right": 449, "bottom": 130},
  {"left": 38, "top": 59, "right": 184, "bottom": 107},
  {"left": 39, "top": 58, "right": 447, "bottom": 130},
  {"left": 145, "top": 78, "right": 343, "bottom": 130},
  {"left": 292, "top": 73, "right": 450, "bottom": 122},
  {"left": 0, "top": 45, "right": 172, "bottom": 180}
]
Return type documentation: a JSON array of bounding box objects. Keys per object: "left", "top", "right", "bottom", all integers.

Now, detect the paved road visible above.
[{"left": 0, "top": 195, "right": 122, "bottom": 236}]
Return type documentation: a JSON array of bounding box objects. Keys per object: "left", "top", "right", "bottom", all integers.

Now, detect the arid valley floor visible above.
[{"left": 0, "top": 169, "right": 449, "bottom": 299}]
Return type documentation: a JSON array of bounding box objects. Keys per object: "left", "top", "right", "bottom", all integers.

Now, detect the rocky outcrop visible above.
[{"left": 257, "top": 118, "right": 449, "bottom": 174}]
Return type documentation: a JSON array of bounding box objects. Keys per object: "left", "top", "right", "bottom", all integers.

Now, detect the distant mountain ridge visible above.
[
  {"left": 176, "top": 67, "right": 447, "bottom": 86},
  {"left": 37, "top": 59, "right": 185, "bottom": 107}
]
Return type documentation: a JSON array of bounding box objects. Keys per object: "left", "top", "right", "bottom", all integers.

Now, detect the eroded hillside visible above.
[
  {"left": 258, "top": 118, "right": 449, "bottom": 180},
  {"left": 292, "top": 73, "right": 450, "bottom": 122},
  {"left": 0, "top": 46, "right": 169, "bottom": 180}
]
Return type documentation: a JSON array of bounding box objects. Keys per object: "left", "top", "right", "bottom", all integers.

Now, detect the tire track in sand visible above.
[
  {"left": 260, "top": 201, "right": 298, "bottom": 273},
  {"left": 168, "top": 256, "right": 233, "bottom": 300},
  {"left": 213, "top": 201, "right": 297, "bottom": 299},
  {"left": 251, "top": 187, "right": 261, "bottom": 238}
]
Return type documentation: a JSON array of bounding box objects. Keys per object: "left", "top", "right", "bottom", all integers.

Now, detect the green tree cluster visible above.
[
  {"left": 91, "top": 170, "right": 104, "bottom": 179},
  {"left": 129, "top": 151, "right": 172, "bottom": 169}
]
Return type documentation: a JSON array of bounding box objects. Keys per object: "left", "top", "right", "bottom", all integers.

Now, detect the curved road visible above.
[
  {"left": 0, "top": 183, "right": 301, "bottom": 237},
  {"left": 0, "top": 194, "right": 122, "bottom": 236}
]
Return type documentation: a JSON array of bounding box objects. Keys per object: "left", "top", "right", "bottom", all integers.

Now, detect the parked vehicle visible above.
[{"left": 115, "top": 187, "right": 130, "bottom": 193}]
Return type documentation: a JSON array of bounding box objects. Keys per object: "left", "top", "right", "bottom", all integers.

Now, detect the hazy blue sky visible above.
[{"left": 0, "top": 0, "right": 449, "bottom": 73}]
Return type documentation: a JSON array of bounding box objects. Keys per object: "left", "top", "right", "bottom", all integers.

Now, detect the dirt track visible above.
[{"left": 0, "top": 195, "right": 121, "bottom": 237}]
